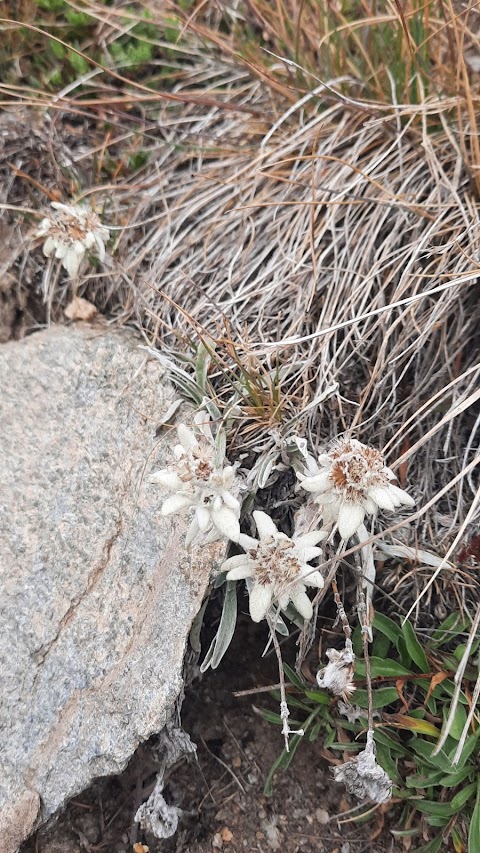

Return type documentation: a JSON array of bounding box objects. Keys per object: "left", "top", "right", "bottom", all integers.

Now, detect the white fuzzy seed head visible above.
[
  {"left": 316, "top": 646, "right": 356, "bottom": 701},
  {"left": 333, "top": 732, "right": 392, "bottom": 804}
]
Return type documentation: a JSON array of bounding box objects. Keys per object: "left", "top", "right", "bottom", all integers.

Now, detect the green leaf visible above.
[
  {"left": 309, "top": 720, "right": 323, "bottom": 741},
  {"left": 391, "top": 828, "right": 421, "bottom": 838},
  {"left": 304, "top": 689, "right": 330, "bottom": 705},
  {"left": 213, "top": 570, "right": 228, "bottom": 589},
  {"left": 442, "top": 701, "right": 468, "bottom": 741},
  {"left": 254, "top": 706, "right": 302, "bottom": 727},
  {"left": 264, "top": 734, "right": 303, "bottom": 796},
  {"left": 409, "top": 707, "right": 428, "bottom": 718},
  {"left": 373, "top": 728, "right": 406, "bottom": 754},
  {"left": 375, "top": 742, "right": 400, "bottom": 782},
  {"left": 65, "top": 9, "right": 93, "bottom": 25},
  {"left": 283, "top": 694, "right": 317, "bottom": 712},
  {"left": 273, "top": 614, "right": 289, "bottom": 636},
  {"left": 401, "top": 620, "right": 429, "bottom": 672},
  {"left": 413, "top": 799, "right": 455, "bottom": 817},
  {"left": 355, "top": 657, "right": 412, "bottom": 677},
  {"left": 441, "top": 680, "right": 469, "bottom": 704},
  {"left": 450, "top": 781, "right": 477, "bottom": 810},
  {"left": 324, "top": 726, "right": 336, "bottom": 748},
  {"left": 414, "top": 836, "right": 444, "bottom": 853},
  {"left": 200, "top": 581, "right": 237, "bottom": 672},
  {"left": 405, "top": 771, "right": 444, "bottom": 789},
  {"left": 69, "top": 50, "right": 90, "bottom": 75},
  {"left": 453, "top": 639, "right": 480, "bottom": 662},
  {"left": 372, "top": 631, "right": 391, "bottom": 659},
  {"left": 424, "top": 815, "right": 450, "bottom": 827},
  {"left": 431, "top": 612, "right": 466, "bottom": 647},
  {"left": 452, "top": 728, "right": 480, "bottom": 768},
  {"left": 469, "top": 780, "right": 480, "bottom": 853},
  {"left": 352, "top": 624, "right": 363, "bottom": 656},
  {"left": 352, "top": 687, "right": 399, "bottom": 709},
  {"left": 50, "top": 41, "right": 65, "bottom": 59},
  {"left": 373, "top": 611, "right": 401, "bottom": 643},
  {"left": 438, "top": 766, "right": 474, "bottom": 787},
  {"left": 411, "top": 739, "right": 453, "bottom": 771},
  {"left": 397, "top": 635, "right": 412, "bottom": 670},
  {"left": 214, "top": 427, "right": 227, "bottom": 469},
  {"left": 283, "top": 663, "right": 306, "bottom": 690},
  {"left": 189, "top": 596, "right": 209, "bottom": 653}
]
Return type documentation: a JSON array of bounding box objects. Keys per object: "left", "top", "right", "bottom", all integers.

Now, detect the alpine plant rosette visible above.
[
  {"left": 36, "top": 201, "right": 110, "bottom": 279},
  {"left": 150, "top": 413, "right": 241, "bottom": 547},
  {"left": 298, "top": 438, "right": 414, "bottom": 540},
  {"left": 221, "top": 510, "right": 325, "bottom": 623}
]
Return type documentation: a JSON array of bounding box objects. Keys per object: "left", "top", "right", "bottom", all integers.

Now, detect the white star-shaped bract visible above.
[
  {"left": 36, "top": 201, "right": 109, "bottom": 279},
  {"left": 221, "top": 510, "right": 325, "bottom": 622},
  {"left": 298, "top": 439, "right": 414, "bottom": 540},
  {"left": 150, "top": 414, "right": 242, "bottom": 547}
]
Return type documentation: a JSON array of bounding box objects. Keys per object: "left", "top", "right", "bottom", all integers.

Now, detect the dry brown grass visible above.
[{"left": 1, "top": 1, "right": 480, "bottom": 602}]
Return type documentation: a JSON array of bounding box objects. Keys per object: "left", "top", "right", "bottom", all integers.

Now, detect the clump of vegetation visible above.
[
  {"left": 258, "top": 611, "right": 480, "bottom": 853},
  {"left": 2, "top": 2, "right": 480, "bottom": 850}
]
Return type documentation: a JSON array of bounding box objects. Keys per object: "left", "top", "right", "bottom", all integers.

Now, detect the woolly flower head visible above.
[
  {"left": 333, "top": 731, "right": 392, "bottom": 804},
  {"left": 316, "top": 644, "right": 356, "bottom": 702},
  {"left": 221, "top": 510, "right": 325, "bottom": 623},
  {"left": 150, "top": 413, "right": 241, "bottom": 547},
  {"left": 298, "top": 438, "right": 414, "bottom": 540},
  {"left": 36, "top": 201, "right": 109, "bottom": 279}
]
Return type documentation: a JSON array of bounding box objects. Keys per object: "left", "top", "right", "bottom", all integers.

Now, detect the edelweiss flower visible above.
[
  {"left": 150, "top": 414, "right": 241, "bottom": 547},
  {"left": 333, "top": 730, "right": 392, "bottom": 804},
  {"left": 316, "top": 645, "right": 356, "bottom": 702},
  {"left": 221, "top": 511, "right": 325, "bottom": 622},
  {"left": 36, "top": 201, "right": 110, "bottom": 278},
  {"left": 298, "top": 438, "right": 414, "bottom": 540}
]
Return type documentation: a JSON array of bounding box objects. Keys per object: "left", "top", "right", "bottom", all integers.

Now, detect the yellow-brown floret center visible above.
[
  {"left": 178, "top": 446, "right": 214, "bottom": 483},
  {"left": 48, "top": 211, "right": 100, "bottom": 244},
  {"left": 249, "top": 536, "right": 302, "bottom": 588},
  {"left": 330, "top": 442, "right": 387, "bottom": 501}
]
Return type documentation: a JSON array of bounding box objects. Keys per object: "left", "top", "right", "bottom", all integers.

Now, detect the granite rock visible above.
[{"left": 0, "top": 325, "right": 221, "bottom": 852}]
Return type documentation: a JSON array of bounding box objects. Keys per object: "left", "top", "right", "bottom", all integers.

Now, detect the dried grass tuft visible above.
[{"left": 1, "top": 1, "right": 480, "bottom": 611}]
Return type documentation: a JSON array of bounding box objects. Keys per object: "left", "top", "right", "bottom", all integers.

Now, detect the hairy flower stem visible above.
[
  {"left": 267, "top": 613, "right": 304, "bottom": 752},
  {"left": 358, "top": 586, "right": 374, "bottom": 733},
  {"left": 331, "top": 576, "right": 352, "bottom": 643}
]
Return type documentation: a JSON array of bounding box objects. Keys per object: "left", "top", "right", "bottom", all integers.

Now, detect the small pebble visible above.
[
  {"left": 220, "top": 827, "right": 233, "bottom": 843},
  {"left": 316, "top": 807, "right": 330, "bottom": 825}
]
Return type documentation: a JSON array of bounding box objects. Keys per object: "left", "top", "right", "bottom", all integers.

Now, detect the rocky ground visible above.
[{"left": 22, "top": 599, "right": 395, "bottom": 853}]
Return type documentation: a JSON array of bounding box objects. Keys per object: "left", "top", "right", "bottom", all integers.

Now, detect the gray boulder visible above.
[{"left": 0, "top": 325, "right": 221, "bottom": 852}]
